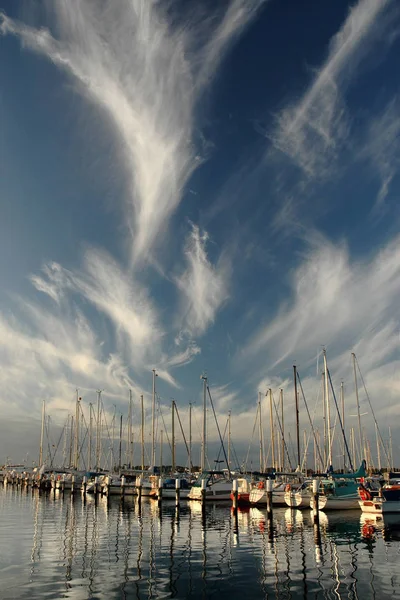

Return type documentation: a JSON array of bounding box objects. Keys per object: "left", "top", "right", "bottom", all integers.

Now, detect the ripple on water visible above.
[{"left": 1, "top": 488, "right": 400, "bottom": 599}]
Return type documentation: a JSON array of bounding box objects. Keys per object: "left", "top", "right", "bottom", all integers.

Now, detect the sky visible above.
[{"left": 1, "top": 0, "right": 400, "bottom": 470}]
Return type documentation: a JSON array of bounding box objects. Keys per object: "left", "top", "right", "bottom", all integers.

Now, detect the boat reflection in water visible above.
[
  {"left": 1, "top": 486, "right": 400, "bottom": 599},
  {"left": 360, "top": 512, "right": 400, "bottom": 543}
]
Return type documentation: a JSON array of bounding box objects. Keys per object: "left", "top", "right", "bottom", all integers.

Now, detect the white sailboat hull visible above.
[
  {"left": 249, "top": 488, "right": 291, "bottom": 506},
  {"left": 311, "top": 494, "right": 360, "bottom": 511},
  {"left": 188, "top": 482, "right": 232, "bottom": 501},
  {"left": 284, "top": 490, "right": 311, "bottom": 508},
  {"left": 249, "top": 488, "right": 266, "bottom": 505},
  {"left": 271, "top": 490, "right": 288, "bottom": 506},
  {"left": 359, "top": 498, "right": 400, "bottom": 515}
]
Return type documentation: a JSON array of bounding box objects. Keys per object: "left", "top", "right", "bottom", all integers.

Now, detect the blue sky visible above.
[{"left": 1, "top": 0, "right": 400, "bottom": 468}]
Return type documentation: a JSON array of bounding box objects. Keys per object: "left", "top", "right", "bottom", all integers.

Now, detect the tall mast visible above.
[
  {"left": 127, "top": 389, "right": 133, "bottom": 468},
  {"left": 88, "top": 404, "right": 93, "bottom": 470},
  {"left": 350, "top": 427, "right": 356, "bottom": 471},
  {"left": 341, "top": 381, "right": 345, "bottom": 471},
  {"left": 314, "top": 429, "right": 318, "bottom": 472},
  {"left": 160, "top": 429, "right": 163, "bottom": 474},
  {"left": 367, "top": 436, "right": 373, "bottom": 470},
  {"left": 47, "top": 415, "right": 53, "bottom": 469},
  {"left": 74, "top": 390, "right": 80, "bottom": 470},
  {"left": 141, "top": 394, "right": 145, "bottom": 470},
  {"left": 69, "top": 416, "right": 74, "bottom": 468},
  {"left": 152, "top": 370, "right": 157, "bottom": 466},
  {"left": 201, "top": 375, "right": 207, "bottom": 472},
  {"left": 375, "top": 423, "right": 381, "bottom": 471},
  {"left": 130, "top": 390, "right": 134, "bottom": 467},
  {"left": 228, "top": 410, "right": 231, "bottom": 471},
  {"left": 280, "top": 389, "right": 285, "bottom": 472},
  {"left": 322, "top": 371, "right": 327, "bottom": 467},
  {"left": 189, "top": 403, "right": 192, "bottom": 475},
  {"left": 118, "top": 414, "right": 123, "bottom": 469},
  {"left": 171, "top": 399, "right": 176, "bottom": 472},
  {"left": 126, "top": 391, "right": 131, "bottom": 467},
  {"left": 39, "top": 399, "right": 46, "bottom": 467},
  {"left": 323, "top": 350, "right": 332, "bottom": 469},
  {"left": 62, "top": 414, "right": 69, "bottom": 468},
  {"left": 293, "top": 365, "right": 300, "bottom": 470},
  {"left": 258, "top": 392, "right": 263, "bottom": 472},
  {"left": 352, "top": 352, "right": 363, "bottom": 465},
  {"left": 269, "top": 389, "right": 276, "bottom": 470},
  {"left": 95, "top": 390, "right": 102, "bottom": 470},
  {"left": 111, "top": 404, "right": 116, "bottom": 471}
]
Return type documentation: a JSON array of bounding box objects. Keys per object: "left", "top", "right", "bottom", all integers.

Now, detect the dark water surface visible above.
[{"left": 1, "top": 485, "right": 400, "bottom": 599}]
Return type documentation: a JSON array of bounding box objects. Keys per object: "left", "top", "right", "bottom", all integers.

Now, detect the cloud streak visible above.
[
  {"left": 362, "top": 96, "right": 400, "bottom": 207},
  {"left": 0, "top": 2, "right": 262, "bottom": 428},
  {"left": 0, "top": 300, "right": 138, "bottom": 418},
  {"left": 176, "top": 224, "right": 230, "bottom": 336},
  {"left": 243, "top": 232, "right": 400, "bottom": 373},
  {"left": 1, "top": 0, "right": 265, "bottom": 263},
  {"left": 2, "top": 250, "right": 203, "bottom": 424},
  {"left": 3, "top": 0, "right": 400, "bottom": 468},
  {"left": 31, "top": 249, "right": 162, "bottom": 367},
  {"left": 269, "top": 0, "right": 395, "bottom": 178},
  {"left": 195, "top": 0, "right": 265, "bottom": 92}
]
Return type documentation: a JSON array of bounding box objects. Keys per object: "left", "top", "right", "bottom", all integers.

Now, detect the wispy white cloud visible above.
[
  {"left": 278, "top": 335, "right": 400, "bottom": 468},
  {"left": 153, "top": 369, "right": 180, "bottom": 390},
  {"left": 31, "top": 248, "right": 205, "bottom": 377},
  {"left": 243, "top": 232, "right": 400, "bottom": 372},
  {"left": 29, "top": 262, "right": 67, "bottom": 304},
  {"left": 237, "top": 230, "right": 400, "bottom": 462},
  {"left": 269, "top": 0, "right": 396, "bottom": 178},
  {"left": 0, "top": 1, "right": 266, "bottom": 442},
  {"left": 175, "top": 224, "right": 230, "bottom": 336},
  {"left": 5, "top": 0, "right": 400, "bottom": 468},
  {"left": 256, "top": 375, "right": 291, "bottom": 396},
  {"left": 31, "top": 249, "right": 162, "bottom": 368},
  {"left": 362, "top": 96, "right": 400, "bottom": 207},
  {"left": 195, "top": 0, "right": 266, "bottom": 91},
  {"left": 0, "top": 301, "right": 139, "bottom": 419},
  {"left": 0, "top": 0, "right": 265, "bottom": 263},
  {"left": 162, "top": 340, "right": 202, "bottom": 370},
  {"left": 239, "top": 330, "right": 400, "bottom": 469},
  {"left": 0, "top": 2, "right": 262, "bottom": 436},
  {"left": 208, "top": 382, "right": 239, "bottom": 413},
  {"left": 22, "top": 246, "right": 205, "bottom": 414},
  {"left": 0, "top": 276, "right": 200, "bottom": 461}
]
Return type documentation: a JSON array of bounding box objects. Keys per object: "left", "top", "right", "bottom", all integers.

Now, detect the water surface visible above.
[{"left": 0, "top": 486, "right": 399, "bottom": 599}]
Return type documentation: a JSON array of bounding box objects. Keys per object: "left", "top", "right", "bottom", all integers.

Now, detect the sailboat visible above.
[
  {"left": 135, "top": 371, "right": 159, "bottom": 496},
  {"left": 188, "top": 469, "right": 232, "bottom": 501},
  {"left": 251, "top": 373, "right": 309, "bottom": 507},
  {"left": 249, "top": 474, "right": 307, "bottom": 506},
  {"left": 284, "top": 365, "right": 327, "bottom": 509},
  {"left": 188, "top": 375, "right": 233, "bottom": 501},
  {"left": 310, "top": 461, "right": 367, "bottom": 511},
  {"left": 148, "top": 401, "right": 193, "bottom": 500},
  {"left": 149, "top": 476, "right": 192, "bottom": 500},
  {"left": 284, "top": 480, "right": 312, "bottom": 508},
  {"left": 358, "top": 474, "right": 400, "bottom": 515}
]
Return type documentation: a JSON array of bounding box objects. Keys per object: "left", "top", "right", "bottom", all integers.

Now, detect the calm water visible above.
[{"left": 1, "top": 486, "right": 400, "bottom": 599}]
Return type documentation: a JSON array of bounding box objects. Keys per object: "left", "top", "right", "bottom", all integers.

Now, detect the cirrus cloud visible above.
[{"left": 269, "top": 0, "right": 397, "bottom": 179}]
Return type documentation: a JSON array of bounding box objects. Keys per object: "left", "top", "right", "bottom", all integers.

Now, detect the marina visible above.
[{"left": 2, "top": 2, "right": 400, "bottom": 598}]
